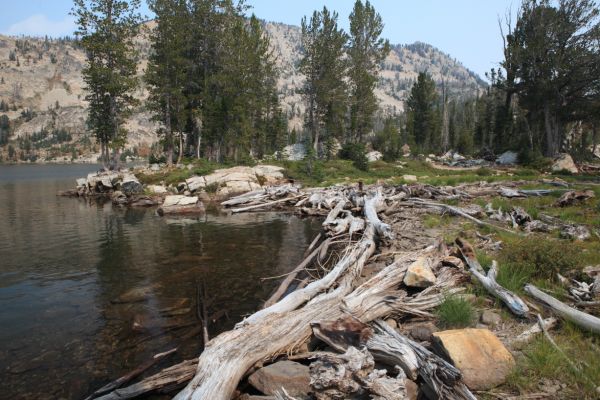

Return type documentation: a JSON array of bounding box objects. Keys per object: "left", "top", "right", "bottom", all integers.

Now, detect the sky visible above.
[{"left": 0, "top": 0, "right": 519, "bottom": 79}]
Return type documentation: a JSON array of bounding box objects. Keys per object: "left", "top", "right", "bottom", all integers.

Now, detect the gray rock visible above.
[
  {"left": 120, "top": 174, "right": 143, "bottom": 195},
  {"left": 402, "top": 174, "right": 418, "bottom": 182},
  {"left": 248, "top": 360, "right": 310, "bottom": 397},
  {"left": 76, "top": 178, "right": 87, "bottom": 187},
  {"left": 163, "top": 195, "right": 198, "bottom": 207},
  {"left": 496, "top": 151, "right": 518, "bottom": 165},
  {"left": 409, "top": 323, "right": 437, "bottom": 342},
  {"left": 480, "top": 310, "right": 502, "bottom": 326},
  {"left": 150, "top": 163, "right": 160, "bottom": 171}
]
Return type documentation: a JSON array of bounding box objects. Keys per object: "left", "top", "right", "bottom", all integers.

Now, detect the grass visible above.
[
  {"left": 436, "top": 294, "right": 476, "bottom": 329},
  {"left": 507, "top": 322, "right": 600, "bottom": 399}
]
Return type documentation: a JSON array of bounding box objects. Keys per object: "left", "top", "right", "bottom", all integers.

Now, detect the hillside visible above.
[{"left": 0, "top": 21, "right": 486, "bottom": 162}]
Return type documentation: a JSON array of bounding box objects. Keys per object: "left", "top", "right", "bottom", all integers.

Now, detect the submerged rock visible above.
[
  {"left": 432, "top": 328, "right": 514, "bottom": 390},
  {"left": 248, "top": 360, "right": 311, "bottom": 397}
]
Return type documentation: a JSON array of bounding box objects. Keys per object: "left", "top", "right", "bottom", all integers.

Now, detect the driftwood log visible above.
[{"left": 524, "top": 284, "right": 600, "bottom": 334}]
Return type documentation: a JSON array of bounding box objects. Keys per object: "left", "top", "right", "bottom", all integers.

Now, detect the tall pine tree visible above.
[
  {"left": 347, "top": 0, "right": 389, "bottom": 143},
  {"left": 72, "top": 0, "right": 141, "bottom": 169}
]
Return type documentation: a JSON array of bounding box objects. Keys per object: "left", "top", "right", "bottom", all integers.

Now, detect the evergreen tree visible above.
[
  {"left": 406, "top": 72, "right": 438, "bottom": 153},
  {"left": 146, "top": 0, "right": 190, "bottom": 166},
  {"left": 72, "top": 0, "right": 142, "bottom": 169},
  {"left": 347, "top": 0, "right": 390, "bottom": 143},
  {"left": 300, "top": 7, "right": 348, "bottom": 154}
]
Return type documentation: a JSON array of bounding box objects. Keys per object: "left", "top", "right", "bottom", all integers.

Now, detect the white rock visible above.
[
  {"left": 366, "top": 151, "right": 383, "bottom": 162},
  {"left": 162, "top": 195, "right": 198, "bottom": 207},
  {"left": 551, "top": 153, "right": 578, "bottom": 174},
  {"left": 148, "top": 185, "right": 167, "bottom": 194},
  {"left": 76, "top": 178, "right": 87, "bottom": 187},
  {"left": 403, "top": 174, "right": 418, "bottom": 182}
]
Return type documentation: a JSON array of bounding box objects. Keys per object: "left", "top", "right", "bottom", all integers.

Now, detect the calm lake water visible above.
[{"left": 0, "top": 164, "right": 320, "bottom": 399}]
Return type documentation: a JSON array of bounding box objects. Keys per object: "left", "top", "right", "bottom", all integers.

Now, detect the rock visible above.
[
  {"left": 408, "top": 323, "right": 437, "bottom": 342},
  {"left": 432, "top": 328, "right": 515, "bottom": 390},
  {"left": 452, "top": 152, "right": 466, "bottom": 161},
  {"left": 120, "top": 174, "right": 143, "bottom": 195},
  {"left": 551, "top": 153, "right": 578, "bottom": 174},
  {"left": 480, "top": 310, "right": 502, "bottom": 326},
  {"left": 441, "top": 256, "right": 464, "bottom": 269},
  {"left": 281, "top": 143, "right": 306, "bottom": 161},
  {"left": 86, "top": 171, "right": 119, "bottom": 192},
  {"left": 560, "top": 224, "right": 590, "bottom": 241},
  {"left": 150, "top": 163, "right": 160, "bottom": 171},
  {"left": 76, "top": 178, "right": 87, "bottom": 187},
  {"left": 402, "top": 174, "right": 418, "bottom": 183},
  {"left": 112, "top": 284, "right": 159, "bottom": 303},
  {"left": 496, "top": 151, "right": 518, "bottom": 165},
  {"left": 526, "top": 220, "right": 556, "bottom": 233},
  {"left": 185, "top": 165, "right": 284, "bottom": 196},
  {"left": 405, "top": 379, "right": 418, "bottom": 400},
  {"left": 401, "top": 144, "right": 411, "bottom": 156},
  {"left": 148, "top": 184, "right": 167, "bottom": 194},
  {"left": 385, "top": 318, "right": 398, "bottom": 329},
  {"left": 162, "top": 195, "right": 198, "bottom": 207},
  {"left": 366, "top": 151, "right": 383, "bottom": 162},
  {"left": 403, "top": 257, "right": 436, "bottom": 288},
  {"left": 247, "top": 360, "right": 310, "bottom": 397},
  {"left": 111, "top": 190, "right": 128, "bottom": 205}
]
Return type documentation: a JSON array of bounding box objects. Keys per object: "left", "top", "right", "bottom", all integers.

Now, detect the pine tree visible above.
[
  {"left": 146, "top": 0, "right": 190, "bottom": 166},
  {"left": 300, "top": 7, "right": 348, "bottom": 154},
  {"left": 347, "top": 0, "right": 390, "bottom": 143},
  {"left": 72, "top": 0, "right": 142, "bottom": 169},
  {"left": 406, "top": 72, "right": 439, "bottom": 153}
]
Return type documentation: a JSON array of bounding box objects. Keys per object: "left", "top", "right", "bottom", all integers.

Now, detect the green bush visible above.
[
  {"left": 475, "top": 167, "right": 493, "bottom": 176},
  {"left": 436, "top": 295, "right": 475, "bottom": 328},
  {"left": 339, "top": 143, "right": 369, "bottom": 171},
  {"left": 499, "top": 237, "right": 582, "bottom": 280}
]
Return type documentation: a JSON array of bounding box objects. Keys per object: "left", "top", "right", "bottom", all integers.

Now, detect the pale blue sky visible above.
[{"left": 0, "top": 0, "right": 519, "bottom": 79}]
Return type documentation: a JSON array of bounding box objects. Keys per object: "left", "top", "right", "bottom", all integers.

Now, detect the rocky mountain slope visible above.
[{"left": 0, "top": 21, "right": 485, "bottom": 161}]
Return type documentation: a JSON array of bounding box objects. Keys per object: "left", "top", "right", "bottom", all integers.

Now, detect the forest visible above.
[{"left": 70, "top": 0, "right": 600, "bottom": 168}]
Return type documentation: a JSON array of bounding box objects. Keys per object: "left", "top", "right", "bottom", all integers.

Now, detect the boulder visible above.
[
  {"left": 366, "top": 151, "right": 383, "bottom": 162},
  {"left": 441, "top": 256, "right": 464, "bottom": 269},
  {"left": 452, "top": 152, "right": 466, "bottom": 161},
  {"left": 111, "top": 190, "right": 128, "bottom": 205},
  {"left": 402, "top": 174, "right": 418, "bottom": 183},
  {"left": 480, "top": 310, "right": 502, "bottom": 326},
  {"left": 76, "top": 178, "right": 87, "bottom": 188},
  {"left": 185, "top": 165, "right": 284, "bottom": 196},
  {"left": 496, "top": 151, "right": 518, "bottom": 165},
  {"left": 401, "top": 143, "right": 411, "bottom": 156},
  {"left": 120, "top": 174, "right": 143, "bottom": 195},
  {"left": 248, "top": 360, "right": 310, "bottom": 397},
  {"left": 551, "top": 153, "right": 578, "bottom": 174},
  {"left": 432, "top": 328, "right": 514, "bottom": 390},
  {"left": 186, "top": 176, "right": 206, "bottom": 192},
  {"left": 162, "top": 195, "right": 198, "bottom": 207},
  {"left": 403, "top": 257, "right": 436, "bottom": 288},
  {"left": 408, "top": 322, "right": 438, "bottom": 342},
  {"left": 150, "top": 163, "right": 160, "bottom": 171}
]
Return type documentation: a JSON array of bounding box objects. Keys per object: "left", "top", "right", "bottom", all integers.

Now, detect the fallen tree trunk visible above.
[
  {"left": 524, "top": 284, "right": 600, "bottom": 334},
  {"left": 456, "top": 238, "right": 529, "bottom": 317},
  {"left": 231, "top": 195, "right": 303, "bottom": 213}
]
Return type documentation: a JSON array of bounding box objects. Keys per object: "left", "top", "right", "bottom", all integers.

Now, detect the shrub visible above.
[
  {"left": 475, "top": 167, "right": 493, "bottom": 176},
  {"left": 339, "top": 143, "right": 368, "bottom": 171},
  {"left": 436, "top": 295, "right": 475, "bottom": 328},
  {"left": 499, "top": 237, "right": 582, "bottom": 280}
]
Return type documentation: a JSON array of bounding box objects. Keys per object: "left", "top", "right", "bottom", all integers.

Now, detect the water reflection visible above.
[{"left": 0, "top": 165, "right": 320, "bottom": 399}]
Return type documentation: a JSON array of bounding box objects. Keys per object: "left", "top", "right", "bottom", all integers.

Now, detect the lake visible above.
[{"left": 0, "top": 164, "right": 320, "bottom": 399}]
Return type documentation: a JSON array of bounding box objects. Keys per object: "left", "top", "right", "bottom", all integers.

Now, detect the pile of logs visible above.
[{"left": 84, "top": 180, "right": 600, "bottom": 400}]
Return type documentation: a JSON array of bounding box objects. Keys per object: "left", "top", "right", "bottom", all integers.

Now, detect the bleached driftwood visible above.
[
  {"left": 95, "top": 359, "right": 197, "bottom": 400},
  {"left": 510, "top": 317, "right": 558, "bottom": 347},
  {"left": 174, "top": 242, "right": 467, "bottom": 399},
  {"left": 364, "top": 189, "right": 394, "bottom": 240},
  {"left": 231, "top": 195, "right": 303, "bottom": 213},
  {"left": 456, "top": 238, "right": 529, "bottom": 317},
  {"left": 524, "top": 284, "right": 600, "bottom": 334}
]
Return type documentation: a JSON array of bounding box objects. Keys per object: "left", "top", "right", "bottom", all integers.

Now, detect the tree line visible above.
[{"left": 375, "top": 0, "right": 600, "bottom": 163}]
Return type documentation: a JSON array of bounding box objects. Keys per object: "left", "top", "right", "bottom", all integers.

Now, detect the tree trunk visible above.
[
  {"left": 166, "top": 95, "right": 173, "bottom": 167},
  {"left": 543, "top": 102, "right": 561, "bottom": 157}
]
